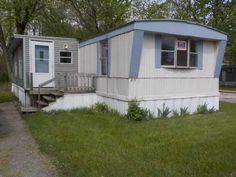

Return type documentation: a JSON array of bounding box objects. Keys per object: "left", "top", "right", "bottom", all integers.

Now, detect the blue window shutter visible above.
[
  {"left": 197, "top": 41, "right": 203, "bottom": 70},
  {"left": 214, "top": 40, "right": 227, "bottom": 78},
  {"left": 155, "top": 35, "right": 161, "bottom": 68},
  {"left": 129, "top": 30, "right": 144, "bottom": 78}
]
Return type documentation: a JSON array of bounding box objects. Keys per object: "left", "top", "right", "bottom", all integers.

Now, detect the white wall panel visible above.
[
  {"left": 97, "top": 96, "right": 128, "bottom": 115},
  {"left": 140, "top": 96, "right": 219, "bottom": 116},
  {"left": 110, "top": 32, "right": 133, "bottom": 77},
  {"left": 11, "top": 83, "right": 31, "bottom": 106},
  {"left": 79, "top": 43, "right": 97, "bottom": 73},
  {"left": 43, "top": 93, "right": 97, "bottom": 111},
  {"left": 43, "top": 92, "right": 219, "bottom": 116},
  {"left": 96, "top": 77, "right": 129, "bottom": 99},
  {"left": 139, "top": 33, "right": 217, "bottom": 78},
  {"left": 129, "top": 78, "right": 219, "bottom": 99}
]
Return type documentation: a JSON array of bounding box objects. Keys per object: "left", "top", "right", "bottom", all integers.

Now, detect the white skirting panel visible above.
[
  {"left": 11, "top": 83, "right": 31, "bottom": 106},
  {"left": 42, "top": 92, "right": 219, "bottom": 117},
  {"left": 97, "top": 95, "right": 128, "bottom": 115},
  {"left": 43, "top": 93, "right": 97, "bottom": 112},
  {"left": 97, "top": 95, "right": 219, "bottom": 116},
  {"left": 139, "top": 96, "right": 219, "bottom": 116}
]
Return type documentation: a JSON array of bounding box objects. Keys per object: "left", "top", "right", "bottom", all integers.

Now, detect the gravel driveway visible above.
[
  {"left": 220, "top": 92, "right": 236, "bottom": 104},
  {"left": 0, "top": 102, "right": 57, "bottom": 177}
]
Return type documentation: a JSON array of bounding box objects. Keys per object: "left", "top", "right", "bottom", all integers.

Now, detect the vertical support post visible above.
[
  {"left": 64, "top": 72, "right": 67, "bottom": 92},
  {"left": 30, "top": 73, "right": 33, "bottom": 90},
  {"left": 38, "top": 85, "right": 41, "bottom": 108},
  {"left": 87, "top": 76, "right": 89, "bottom": 91},
  {"left": 92, "top": 75, "right": 96, "bottom": 92},
  {"left": 57, "top": 73, "right": 61, "bottom": 90}
]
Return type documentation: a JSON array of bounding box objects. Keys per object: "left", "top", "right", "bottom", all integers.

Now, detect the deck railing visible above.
[
  {"left": 28, "top": 72, "right": 96, "bottom": 93},
  {"left": 55, "top": 72, "right": 96, "bottom": 93}
]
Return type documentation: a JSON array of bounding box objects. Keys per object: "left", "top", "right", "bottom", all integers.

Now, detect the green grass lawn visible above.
[
  {"left": 24, "top": 102, "right": 236, "bottom": 177},
  {"left": 0, "top": 82, "right": 15, "bottom": 103}
]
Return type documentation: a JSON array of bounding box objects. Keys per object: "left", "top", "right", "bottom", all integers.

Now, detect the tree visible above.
[
  {"left": 0, "top": 0, "right": 47, "bottom": 80},
  {"left": 168, "top": 0, "right": 236, "bottom": 63},
  {"left": 67, "top": 0, "right": 132, "bottom": 39},
  {"left": 131, "top": 0, "right": 171, "bottom": 19}
]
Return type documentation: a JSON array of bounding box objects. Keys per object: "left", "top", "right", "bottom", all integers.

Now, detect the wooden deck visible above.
[{"left": 23, "top": 72, "right": 96, "bottom": 112}]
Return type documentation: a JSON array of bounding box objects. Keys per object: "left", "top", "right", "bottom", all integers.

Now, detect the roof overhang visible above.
[{"left": 80, "top": 20, "right": 227, "bottom": 47}]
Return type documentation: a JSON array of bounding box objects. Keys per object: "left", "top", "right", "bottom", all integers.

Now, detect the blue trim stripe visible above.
[
  {"left": 96, "top": 42, "right": 100, "bottom": 76},
  {"left": 214, "top": 40, "right": 227, "bottom": 78},
  {"left": 197, "top": 41, "right": 203, "bottom": 70},
  {"left": 108, "top": 39, "right": 111, "bottom": 77},
  {"left": 155, "top": 35, "right": 162, "bottom": 68},
  {"left": 129, "top": 30, "right": 144, "bottom": 78}
]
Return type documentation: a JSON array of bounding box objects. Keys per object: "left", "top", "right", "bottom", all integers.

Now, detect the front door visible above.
[{"left": 30, "top": 40, "right": 54, "bottom": 87}]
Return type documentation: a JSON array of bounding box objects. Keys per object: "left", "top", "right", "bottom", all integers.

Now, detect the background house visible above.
[{"left": 220, "top": 64, "right": 236, "bottom": 86}]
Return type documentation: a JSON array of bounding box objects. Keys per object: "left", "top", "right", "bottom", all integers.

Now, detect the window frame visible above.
[
  {"left": 100, "top": 40, "right": 109, "bottom": 76},
  {"left": 161, "top": 37, "right": 199, "bottom": 69},
  {"left": 59, "top": 51, "right": 73, "bottom": 64}
]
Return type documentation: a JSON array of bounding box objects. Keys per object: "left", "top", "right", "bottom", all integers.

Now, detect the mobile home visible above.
[{"left": 11, "top": 20, "right": 227, "bottom": 115}]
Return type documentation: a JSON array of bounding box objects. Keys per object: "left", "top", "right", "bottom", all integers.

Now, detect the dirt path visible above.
[
  {"left": 220, "top": 92, "right": 236, "bottom": 104},
  {"left": 0, "top": 102, "right": 57, "bottom": 177}
]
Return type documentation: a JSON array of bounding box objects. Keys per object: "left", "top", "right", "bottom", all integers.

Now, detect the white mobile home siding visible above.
[
  {"left": 138, "top": 33, "right": 218, "bottom": 78},
  {"left": 110, "top": 31, "right": 133, "bottom": 78},
  {"left": 22, "top": 35, "right": 79, "bottom": 88},
  {"left": 79, "top": 43, "right": 97, "bottom": 73},
  {"left": 96, "top": 77, "right": 129, "bottom": 100},
  {"left": 12, "top": 44, "right": 24, "bottom": 87},
  {"left": 96, "top": 31, "right": 134, "bottom": 99},
  {"left": 131, "top": 33, "right": 219, "bottom": 100}
]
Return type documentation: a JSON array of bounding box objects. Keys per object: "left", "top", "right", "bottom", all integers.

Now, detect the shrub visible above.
[
  {"left": 126, "top": 99, "right": 151, "bottom": 121},
  {"left": 93, "top": 103, "right": 109, "bottom": 112},
  {"left": 172, "top": 109, "right": 179, "bottom": 117},
  {"left": 197, "top": 103, "right": 208, "bottom": 114},
  {"left": 180, "top": 107, "right": 189, "bottom": 116},
  {"left": 157, "top": 104, "right": 171, "bottom": 118},
  {"left": 197, "top": 103, "right": 216, "bottom": 114},
  {"left": 208, "top": 107, "right": 216, "bottom": 113}
]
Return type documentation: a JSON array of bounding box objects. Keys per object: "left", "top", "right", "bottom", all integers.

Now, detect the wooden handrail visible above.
[
  {"left": 37, "top": 72, "right": 96, "bottom": 107},
  {"left": 38, "top": 77, "right": 56, "bottom": 107}
]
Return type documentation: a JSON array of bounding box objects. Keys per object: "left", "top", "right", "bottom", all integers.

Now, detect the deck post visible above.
[
  {"left": 38, "top": 85, "right": 41, "bottom": 108},
  {"left": 64, "top": 72, "right": 67, "bottom": 92},
  {"left": 30, "top": 73, "right": 33, "bottom": 91},
  {"left": 92, "top": 75, "right": 96, "bottom": 91}
]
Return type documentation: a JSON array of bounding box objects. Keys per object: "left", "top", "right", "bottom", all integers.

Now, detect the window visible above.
[
  {"left": 161, "top": 37, "right": 200, "bottom": 68},
  {"left": 177, "top": 40, "right": 188, "bottom": 67},
  {"left": 189, "top": 40, "right": 198, "bottom": 67},
  {"left": 60, "top": 51, "right": 72, "bottom": 64},
  {"left": 100, "top": 40, "right": 108, "bottom": 75},
  {"left": 161, "top": 37, "right": 175, "bottom": 66},
  {"left": 35, "top": 45, "right": 49, "bottom": 73}
]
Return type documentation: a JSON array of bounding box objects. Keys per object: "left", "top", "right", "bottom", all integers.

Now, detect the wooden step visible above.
[
  {"left": 21, "top": 107, "right": 40, "bottom": 113},
  {"left": 29, "top": 90, "right": 58, "bottom": 95},
  {"left": 42, "top": 95, "right": 55, "bottom": 102},
  {"left": 36, "top": 100, "right": 48, "bottom": 107},
  {"left": 50, "top": 91, "right": 64, "bottom": 98}
]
